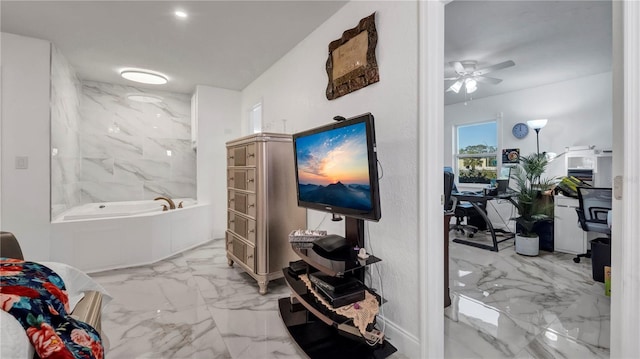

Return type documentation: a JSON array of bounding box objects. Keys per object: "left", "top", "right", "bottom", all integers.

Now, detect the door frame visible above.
[{"left": 417, "top": 0, "right": 640, "bottom": 357}]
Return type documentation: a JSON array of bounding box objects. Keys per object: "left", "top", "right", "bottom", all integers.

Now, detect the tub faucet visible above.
[{"left": 154, "top": 196, "right": 176, "bottom": 210}]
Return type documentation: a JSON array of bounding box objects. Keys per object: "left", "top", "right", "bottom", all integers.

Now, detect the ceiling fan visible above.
[{"left": 445, "top": 60, "right": 515, "bottom": 94}]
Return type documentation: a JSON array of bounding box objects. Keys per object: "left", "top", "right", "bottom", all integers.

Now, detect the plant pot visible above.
[
  {"left": 515, "top": 234, "right": 539, "bottom": 256},
  {"left": 516, "top": 221, "right": 554, "bottom": 252},
  {"left": 534, "top": 220, "right": 554, "bottom": 252}
]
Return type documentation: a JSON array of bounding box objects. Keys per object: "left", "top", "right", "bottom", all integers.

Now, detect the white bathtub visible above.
[
  {"left": 57, "top": 199, "right": 198, "bottom": 221},
  {"left": 51, "top": 199, "right": 212, "bottom": 273}
]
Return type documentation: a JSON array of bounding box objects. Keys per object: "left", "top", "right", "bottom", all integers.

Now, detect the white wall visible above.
[
  {"left": 0, "top": 33, "right": 52, "bottom": 260},
  {"left": 241, "top": 1, "right": 420, "bottom": 355},
  {"left": 194, "top": 85, "right": 241, "bottom": 239},
  {"left": 444, "top": 72, "right": 612, "bottom": 230},
  {"left": 445, "top": 72, "right": 613, "bottom": 180}
]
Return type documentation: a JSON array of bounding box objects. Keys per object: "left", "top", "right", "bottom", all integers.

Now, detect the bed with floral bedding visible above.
[{"left": 0, "top": 259, "right": 111, "bottom": 359}]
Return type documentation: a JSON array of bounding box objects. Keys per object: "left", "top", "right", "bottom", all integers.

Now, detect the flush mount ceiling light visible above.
[
  {"left": 126, "top": 93, "right": 163, "bottom": 103},
  {"left": 120, "top": 69, "right": 168, "bottom": 85},
  {"left": 174, "top": 10, "right": 188, "bottom": 18}
]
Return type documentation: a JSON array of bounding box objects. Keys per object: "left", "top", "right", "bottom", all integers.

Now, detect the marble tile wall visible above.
[
  {"left": 50, "top": 55, "right": 195, "bottom": 218},
  {"left": 78, "top": 81, "right": 195, "bottom": 203},
  {"left": 51, "top": 46, "right": 83, "bottom": 218}
]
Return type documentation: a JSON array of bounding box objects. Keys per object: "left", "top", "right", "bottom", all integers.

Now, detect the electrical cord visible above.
[
  {"left": 364, "top": 222, "right": 386, "bottom": 338},
  {"left": 313, "top": 213, "right": 329, "bottom": 230}
]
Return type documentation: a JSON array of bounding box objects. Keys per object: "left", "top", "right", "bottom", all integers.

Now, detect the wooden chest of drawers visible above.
[{"left": 225, "top": 133, "right": 306, "bottom": 294}]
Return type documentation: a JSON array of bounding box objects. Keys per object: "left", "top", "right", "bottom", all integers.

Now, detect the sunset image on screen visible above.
[{"left": 295, "top": 122, "right": 372, "bottom": 211}]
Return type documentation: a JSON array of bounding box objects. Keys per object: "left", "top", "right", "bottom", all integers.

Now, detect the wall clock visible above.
[{"left": 512, "top": 123, "right": 529, "bottom": 139}]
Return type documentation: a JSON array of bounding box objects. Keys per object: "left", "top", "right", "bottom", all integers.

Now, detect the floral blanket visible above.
[{"left": 0, "top": 258, "right": 103, "bottom": 359}]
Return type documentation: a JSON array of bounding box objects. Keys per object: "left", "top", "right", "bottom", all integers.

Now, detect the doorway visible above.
[{"left": 419, "top": 0, "right": 639, "bottom": 358}]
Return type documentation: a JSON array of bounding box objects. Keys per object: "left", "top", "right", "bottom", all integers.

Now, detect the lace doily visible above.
[{"left": 299, "top": 274, "right": 378, "bottom": 335}]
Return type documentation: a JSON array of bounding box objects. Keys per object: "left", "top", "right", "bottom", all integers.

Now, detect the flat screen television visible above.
[{"left": 292, "top": 113, "right": 381, "bottom": 222}]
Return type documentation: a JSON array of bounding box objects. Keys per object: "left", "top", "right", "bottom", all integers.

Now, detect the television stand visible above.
[{"left": 278, "top": 217, "right": 397, "bottom": 358}]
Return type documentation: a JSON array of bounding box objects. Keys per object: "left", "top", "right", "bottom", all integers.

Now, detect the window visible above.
[
  {"left": 456, "top": 121, "right": 497, "bottom": 184},
  {"left": 249, "top": 102, "right": 262, "bottom": 134}
]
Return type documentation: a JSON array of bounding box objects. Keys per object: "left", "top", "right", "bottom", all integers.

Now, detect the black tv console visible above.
[{"left": 278, "top": 217, "right": 397, "bottom": 358}]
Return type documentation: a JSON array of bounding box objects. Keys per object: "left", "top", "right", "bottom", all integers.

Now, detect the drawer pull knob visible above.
[
  {"left": 229, "top": 219, "right": 235, "bottom": 223},
  {"left": 248, "top": 204, "right": 255, "bottom": 208},
  {"left": 247, "top": 179, "right": 254, "bottom": 183},
  {"left": 229, "top": 198, "right": 235, "bottom": 202},
  {"left": 229, "top": 156, "right": 234, "bottom": 159},
  {"left": 249, "top": 229, "right": 255, "bottom": 233},
  {"left": 248, "top": 153, "right": 255, "bottom": 158}
]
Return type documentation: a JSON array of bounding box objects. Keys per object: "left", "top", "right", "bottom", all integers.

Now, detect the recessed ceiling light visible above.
[
  {"left": 120, "top": 69, "right": 168, "bottom": 85},
  {"left": 126, "top": 93, "right": 164, "bottom": 103},
  {"left": 175, "top": 10, "right": 188, "bottom": 18}
]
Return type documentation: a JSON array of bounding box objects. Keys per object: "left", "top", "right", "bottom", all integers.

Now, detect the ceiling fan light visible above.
[
  {"left": 465, "top": 78, "right": 477, "bottom": 93},
  {"left": 527, "top": 119, "right": 548, "bottom": 130},
  {"left": 449, "top": 81, "right": 462, "bottom": 93}
]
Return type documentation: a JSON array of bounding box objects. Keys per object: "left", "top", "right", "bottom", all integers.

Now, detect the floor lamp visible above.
[{"left": 527, "top": 119, "right": 548, "bottom": 155}]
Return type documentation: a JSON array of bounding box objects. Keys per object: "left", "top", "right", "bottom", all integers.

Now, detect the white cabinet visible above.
[
  {"left": 554, "top": 195, "right": 585, "bottom": 254},
  {"left": 554, "top": 195, "right": 599, "bottom": 254}
]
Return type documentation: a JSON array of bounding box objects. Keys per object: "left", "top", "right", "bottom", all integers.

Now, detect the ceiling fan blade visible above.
[
  {"left": 473, "top": 60, "right": 515, "bottom": 76},
  {"left": 449, "top": 61, "right": 465, "bottom": 75},
  {"left": 475, "top": 76, "right": 502, "bottom": 85},
  {"left": 444, "top": 77, "right": 460, "bottom": 80},
  {"left": 445, "top": 79, "right": 463, "bottom": 93}
]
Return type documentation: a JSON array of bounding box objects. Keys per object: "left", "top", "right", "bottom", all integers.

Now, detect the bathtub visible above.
[
  {"left": 58, "top": 199, "right": 197, "bottom": 221},
  {"left": 51, "top": 199, "right": 212, "bottom": 273}
]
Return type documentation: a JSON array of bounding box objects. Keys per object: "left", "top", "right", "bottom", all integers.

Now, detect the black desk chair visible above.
[
  {"left": 573, "top": 187, "right": 612, "bottom": 263},
  {"left": 444, "top": 171, "right": 456, "bottom": 213},
  {"left": 444, "top": 168, "right": 480, "bottom": 237}
]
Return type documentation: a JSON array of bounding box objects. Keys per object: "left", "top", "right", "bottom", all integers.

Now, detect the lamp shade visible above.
[{"left": 527, "top": 119, "right": 548, "bottom": 130}]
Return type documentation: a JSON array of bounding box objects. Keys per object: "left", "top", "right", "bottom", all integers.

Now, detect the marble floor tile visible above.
[
  {"left": 447, "top": 229, "right": 611, "bottom": 358},
  {"left": 545, "top": 291, "right": 611, "bottom": 349},
  {"left": 89, "top": 234, "right": 609, "bottom": 358},
  {"left": 514, "top": 328, "right": 609, "bottom": 359},
  {"left": 445, "top": 293, "right": 542, "bottom": 357}
]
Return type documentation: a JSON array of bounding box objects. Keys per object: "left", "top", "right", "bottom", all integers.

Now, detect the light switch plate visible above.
[
  {"left": 15, "top": 156, "right": 28, "bottom": 169},
  {"left": 614, "top": 175, "right": 623, "bottom": 200}
]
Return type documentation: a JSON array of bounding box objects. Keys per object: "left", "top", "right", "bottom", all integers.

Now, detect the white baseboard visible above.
[{"left": 377, "top": 315, "right": 420, "bottom": 358}]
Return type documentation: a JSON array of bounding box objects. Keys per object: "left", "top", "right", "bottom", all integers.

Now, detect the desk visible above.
[{"left": 451, "top": 191, "right": 517, "bottom": 252}]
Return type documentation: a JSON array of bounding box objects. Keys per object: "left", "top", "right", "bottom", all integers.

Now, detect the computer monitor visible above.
[
  {"left": 499, "top": 166, "right": 511, "bottom": 180},
  {"left": 497, "top": 166, "right": 512, "bottom": 193}
]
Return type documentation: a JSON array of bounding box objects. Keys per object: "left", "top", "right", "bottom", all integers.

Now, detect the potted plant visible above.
[{"left": 511, "top": 153, "right": 557, "bottom": 255}]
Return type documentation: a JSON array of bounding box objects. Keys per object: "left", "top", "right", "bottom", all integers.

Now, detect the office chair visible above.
[
  {"left": 444, "top": 171, "right": 456, "bottom": 212},
  {"left": 444, "top": 168, "right": 479, "bottom": 237},
  {"left": 573, "top": 187, "right": 612, "bottom": 263}
]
